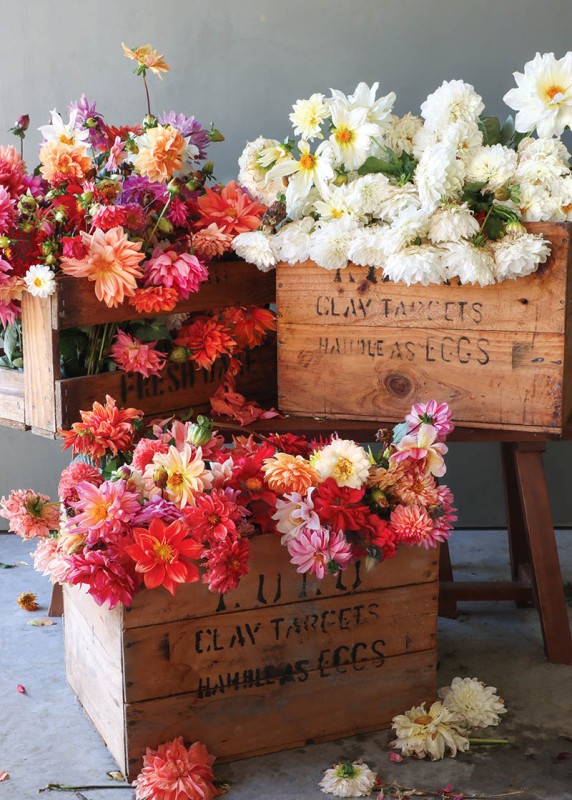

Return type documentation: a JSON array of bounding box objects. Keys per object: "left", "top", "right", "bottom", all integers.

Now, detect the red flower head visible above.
[
  {"left": 126, "top": 517, "right": 203, "bottom": 596},
  {"left": 361, "top": 514, "right": 397, "bottom": 561},
  {"left": 219, "top": 305, "right": 276, "bottom": 350},
  {"left": 59, "top": 395, "right": 143, "bottom": 463},
  {"left": 313, "top": 478, "right": 369, "bottom": 532},
  {"left": 63, "top": 547, "right": 140, "bottom": 609},
  {"left": 196, "top": 181, "right": 266, "bottom": 236},
  {"left": 267, "top": 432, "right": 311, "bottom": 458},
  {"left": 203, "top": 536, "right": 251, "bottom": 594},
  {"left": 183, "top": 489, "right": 242, "bottom": 545},
  {"left": 175, "top": 317, "right": 236, "bottom": 371}
]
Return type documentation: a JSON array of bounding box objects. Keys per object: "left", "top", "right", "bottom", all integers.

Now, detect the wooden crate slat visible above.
[
  {"left": 0, "top": 368, "right": 26, "bottom": 428},
  {"left": 56, "top": 261, "right": 276, "bottom": 330},
  {"left": 21, "top": 291, "right": 59, "bottom": 434},
  {"left": 276, "top": 222, "right": 572, "bottom": 433},
  {"left": 123, "top": 582, "right": 437, "bottom": 702}
]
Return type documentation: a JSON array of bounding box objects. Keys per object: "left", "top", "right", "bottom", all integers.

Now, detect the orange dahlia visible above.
[
  {"left": 174, "top": 318, "right": 236, "bottom": 370},
  {"left": 134, "top": 125, "right": 187, "bottom": 183},
  {"left": 39, "top": 140, "right": 92, "bottom": 185},
  {"left": 59, "top": 226, "right": 145, "bottom": 307},
  {"left": 262, "top": 452, "right": 319, "bottom": 494},
  {"left": 129, "top": 286, "right": 180, "bottom": 314},
  {"left": 59, "top": 395, "right": 143, "bottom": 462},
  {"left": 220, "top": 305, "right": 276, "bottom": 349},
  {"left": 196, "top": 181, "right": 266, "bottom": 236},
  {"left": 122, "top": 43, "right": 170, "bottom": 77}
]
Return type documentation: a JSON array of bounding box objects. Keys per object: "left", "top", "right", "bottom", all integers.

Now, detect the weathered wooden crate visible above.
[
  {"left": 63, "top": 535, "right": 438, "bottom": 779},
  {"left": 0, "top": 260, "right": 276, "bottom": 437},
  {"left": 277, "top": 223, "right": 572, "bottom": 433}
]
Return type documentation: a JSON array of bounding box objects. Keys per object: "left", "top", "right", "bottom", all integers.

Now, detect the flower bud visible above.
[
  {"left": 0, "top": 236, "right": 10, "bottom": 249},
  {"left": 45, "top": 254, "right": 57, "bottom": 266},
  {"left": 20, "top": 222, "right": 34, "bottom": 234},
  {"left": 143, "top": 114, "right": 158, "bottom": 129},
  {"left": 202, "top": 161, "right": 214, "bottom": 176},
  {"left": 333, "top": 172, "right": 348, "bottom": 187},
  {"left": 208, "top": 128, "right": 224, "bottom": 143},
  {"left": 169, "top": 345, "right": 189, "bottom": 363},
  {"left": 369, "top": 487, "right": 387, "bottom": 507},
  {"left": 326, "top": 559, "right": 341, "bottom": 575},
  {"left": 167, "top": 178, "right": 181, "bottom": 195},
  {"left": 15, "top": 114, "right": 30, "bottom": 132},
  {"left": 85, "top": 117, "right": 99, "bottom": 129},
  {"left": 186, "top": 415, "right": 213, "bottom": 447},
  {"left": 18, "top": 193, "right": 37, "bottom": 215},
  {"left": 157, "top": 216, "right": 174, "bottom": 234},
  {"left": 505, "top": 220, "right": 526, "bottom": 237},
  {"left": 153, "top": 466, "right": 168, "bottom": 489}
]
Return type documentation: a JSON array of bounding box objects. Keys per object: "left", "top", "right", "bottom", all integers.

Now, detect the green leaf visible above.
[
  {"left": 478, "top": 116, "right": 502, "bottom": 146},
  {"left": 2, "top": 323, "right": 20, "bottom": 363},
  {"left": 357, "top": 155, "right": 400, "bottom": 177},
  {"left": 129, "top": 320, "right": 170, "bottom": 343},
  {"left": 500, "top": 115, "right": 516, "bottom": 146},
  {"left": 484, "top": 212, "right": 504, "bottom": 240}
]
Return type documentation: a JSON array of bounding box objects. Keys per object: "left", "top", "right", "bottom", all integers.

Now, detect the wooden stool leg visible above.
[
  {"left": 438, "top": 542, "right": 459, "bottom": 619},
  {"left": 514, "top": 442, "right": 572, "bottom": 665},
  {"left": 48, "top": 582, "right": 63, "bottom": 617},
  {"left": 501, "top": 442, "right": 534, "bottom": 607}
]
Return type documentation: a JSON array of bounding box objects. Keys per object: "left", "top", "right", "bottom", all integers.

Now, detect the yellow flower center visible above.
[
  {"left": 153, "top": 541, "right": 174, "bottom": 562},
  {"left": 207, "top": 514, "right": 220, "bottom": 525},
  {"left": 230, "top": 558, "right": 241, "bottom": 571},
  {"left": 245, "top": 477, "right": 263, "bottom": 491},
  {"left": 331, "top": 208, "right": 345, "bottom": 219},
  {"left": 334, "top": 127, "right": 353, "bottom": 145},
  {"left": 299, "top": 153, "right": 316, "bottom": 171},
  {"left": 59, "top": 133, "right": 76, "bottom": 146},
  {"left": 332, "top": 456, "right": 355, "bottom": 481},
  {"left": 168, "top": 472, "right": 184, "bottom": 487},
  {"left": 92, "top": 500, "right": 111, "bottom": 522},
  {"left": 545, "top": 84, "right": 565, "bottom": 102},
  {"left": 33, "top": 277, "right": 44, "bottom": 287},
  {"left": 563, "top": 202, "right": 572, "bottom": 214},
  {"left": 413, "top": 714, "right": 433, "bottom": 726}
]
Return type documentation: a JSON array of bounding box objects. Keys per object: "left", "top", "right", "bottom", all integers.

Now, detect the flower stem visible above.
[
  {"left": 144, "top": 196, "right": 171, "bottom": 251},
  {"left": 39, "top": 784, "right": 132, "bottom": 792},
  {"left": 143, "top": 74, "right": 151, "bottom": 117},
  {"left": 468, "top": 737, "right": 510, "bottom": 745}
]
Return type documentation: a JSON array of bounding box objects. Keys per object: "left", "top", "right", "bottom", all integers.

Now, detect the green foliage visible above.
[
  {"left": 358, "top": 147, "right": 417, "bottom": 185},
  {"left": 59, "top": 329, "right": 90, "bottom": 378},
  {"left": 478, "top": 116, "right": 502, "bottom": 146},
  {"left": 0, "top": 321, "right": 23, "bottom": 369},
  {"left": 128, "top": 318, "right": 170, "bottom": 343}
]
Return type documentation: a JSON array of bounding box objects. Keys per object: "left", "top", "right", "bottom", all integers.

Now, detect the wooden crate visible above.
[
  {"left": 63, "top": 535, "right": 438, "bottom": 779},
  {"left": 0, "top": 260, "right": 276, "bottom": 437},
  {"left": 276, "top": 222, "right": 572, "bottom": 433}
]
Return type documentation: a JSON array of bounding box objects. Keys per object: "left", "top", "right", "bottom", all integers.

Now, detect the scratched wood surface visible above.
[
  {"left": 277, "top": 222, "right": 572, "bottom": 432},
  {"left": 63, "top": 536, "right": 437, "bottom": 778},
  {"left": 0, "top": 368, "right": 26, "bottom": 429}
]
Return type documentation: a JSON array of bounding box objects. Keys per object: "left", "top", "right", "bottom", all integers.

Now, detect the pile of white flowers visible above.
[{"left": 233, "top": 51, "right": 572, "bottom": 286}]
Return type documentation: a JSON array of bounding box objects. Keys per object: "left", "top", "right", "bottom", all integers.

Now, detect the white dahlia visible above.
[
  {"left": 273, "top": 217, "right": 314, "bottom": 264},
  {"left": 308, "top": 217, "right": 359, "bottom": 270},
  {"left": 345, "top": 173, "right": 392, "bottom": 217},
  {"left": 383, "top": 206, "right": 431, "bottom": 254},
  {"left": 383, "top": 244, "right": 447, "bottom": 286},
  {"left": 385, "top": 113, "right": 424, "bottom": 156},
  {"left": 328, "top": 100, "right": 381, "bottom": 170},
  {"left": 415, "top": 141, "right": 465, "bottom": 211},
  {"left": 519, "top": 182, "right": 562, "bottom": 222},
  {"left": 272, "top": 488, "right": 320, "bottom": 544},
  {"left": 391, "top": 701, "right": 469, "bottom": 761},
  {"left": 331, "top": 81, "right": 396, "bottom": 128},
  {"left": 412, "top": 125, "right": 438, "bottom": 159},
  {"left": 556, "top": 175, "right": 572, "bottom": 220},
  {"left": 439, "top": 677, "right": 507, "bottom": 729},
  {"left": 347, "top": 225, "right": 388, "bottom": 267},
  {"left": 428, "top": 203, "right": 480, "bottom": 244},
  {"left": 237, "top": 136, "right": 289, "bottom": 204},
  {"left": 492, "top": 230, "right": 551, "bottom": 281},
  {"left": 376, "top": 183, "right": 421, "bottom": 222},
  {"left": 314, "top": 184, "right": 355, "bottom": 221},
  {"left": 317, "top": 438, "right": 371, "bottom": 489},
  {"left": 442, "top": 241, "right": 496, "bottom": 286},
  {"left": 267, "top": 139, "right": 334, "bottom": 216},
  {"left": 442, "top": 119, "right": 483, "bottom": 163},
  {"left": 232, "top": 230, "right": 277, "bottom": 272},
  {"left": 517, "top": 135, "right": 571, "bottom": 166},
  {"left": 421, "top": 79, "right": 485, "bottom": 133},
  {"left": 515, "top": 153, "right": 568, "bottom": 187},
  {"left": 319, "top": 760, "right": 377, "bottom": 798},
  {"left": 24, "top": 264, "right": 56, "bottom": 298},
  {"left": 466, "top": 144, "right": 517, "bottom": 193},
  {"left": 503, "top": 51, "right": 572, "bottom": 137},
  {"left": 290, "top": 93, "right": 330, "bottom": 140}
]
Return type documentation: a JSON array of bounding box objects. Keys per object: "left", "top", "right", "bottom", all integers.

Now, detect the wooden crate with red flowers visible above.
[{"left": 1, "top": 397, "right": 454, "bottom": 778}]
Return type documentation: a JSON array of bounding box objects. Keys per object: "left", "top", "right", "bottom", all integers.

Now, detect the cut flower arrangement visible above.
[
  {"left": 0, "top": 396, "right": 454, "bottom": 609},
  {"left": 233, "top": 51, "right": 572, "bottom": 286},
  {"left": 0, "top": 43, "right": 273, "bottom": 423}
]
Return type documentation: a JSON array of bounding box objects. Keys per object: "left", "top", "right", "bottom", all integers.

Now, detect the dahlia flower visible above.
[
  {"left": 503, "top": 51, "right": 572, "bottom": 137},
  {"left": 39, "top": 139, "right": 92, "bottom": 185},
  {"left": 17, "top": 591, "right": 39, "bottom": 611},
  {"left": 328, "top": 100, "right": 381, "bottom": 171},
  {"left": 376, "top": 182, "right": 421, "bottom": 222},
  {"left": 439, "top": 677, "right": 507, "bottom": 729},
  {"left": 196, "top": 181, "right": 266, "bottom": 236},
  {"left": 111, "top": 331, "right": 166, "bottom": 378},
  {"left": 421, "top": 79, "right": 484, "bottom": 133},
  {"left": 332, "top": 81, "right": 396, "bottom": 127},
  {"left": 132, "top": 737, "right": 221, "bottom": 800},
  {"left": 316, "top": 438, "right": 371, "bottom": 489},
  {"left": 391, "top": 701, "right": 469, "bottom": 760},
  {"left": 38, "top": 108, "right": 90, "bottom": 147},
  {"left": 0, "top": 144, "right": 27, "bottom": 199},
  {"left": 290, "top": 93, "right": 330, "bottom": 140},
  {"left": 126, "top": 517, "right": 202, "bottom": 595},
  {"left": 428, "top": 204, "right": 480, "bottom": 244},
  {"left": 59, "top": 395, "right": 142, "bottom": 462},
  {"left": 466, "top": 144, "right": 517, "bottom": 193},
  {"left": 202, "top": 536, "right": 251, "bottom": 593},
  {"left": 383, "top": 245, "right": 447, "bottom": 286},
  {"left": 31, "top": 537, "right": 70, "bottom": 584},
  {"left": 60, "top": 226, "right": 145, "bottom": 307},
  {"left": 68, "top": 479, "right": 141, "bottom": 545},
  {"left": 313, "top": 478, "right": 369, "bottom": 532},
  {"left": 415, "top": 141, "right": 465, "bottom": 212},
  {"left": 392, "top": 464, "right": 440, "bottom": 507},
  {"left": 192, "top": 223, "right": 233, "bottom": 259},
  {"left": 129, "top": 286, "right": 180, "bottom": 314},
  {"left": 392, "top": 423, "right": 448, "bottom": 478},
  {"left": 183, "top": 488, "right": 241, "bottom": 544},
  {"left": 232, "top": 231, "right": 277, "bottom": 272},
  {"left": 23, "top": 264, "right": 56, "bottom": 298},
  {"left": 273, "top": 216, "right": 314, "bottom": 264},
  {"left": 174, "top": 318, "right": 236, "bottom": 370},
  {"left": 390, "top": 504, "right": 435, "bottom": 547},
  {"left": 405, "top": 400, "right": 453, "bottom": 440},
  {"left": 441, "top": 241, "right": 496, "bottom": 287},
  {"left": 492, "top": 230, "right": 551, "bottom": 281},
  {"left": 263, "top": 452, "right": 319, "bottom": 494},
  {"left": 0, "top": 489, "right": 59, "bottom": 539},
  {"left": 122, "top": 42, "right": 170, "bottom": 77},
  {"left": 382, "top": 207, "right": 430, "bottom": 254},
  {"left": 64, "top": 548, "right": 139, "bottom": 609},
  {"left": 159, "top": 112, "right": 210, "bottom": 158},
  {"left": 133, "top": 124, "right": 194, "bottom": 183},
  {"left": 267, "top": 140, "right": 335, "bottom": 215},
  {"left": 272, "top": 488, "right": 320, "bottom": 543},
  {"left": 319, "top": 760, "right": 377, "bottom": 798},
  {"left": 237, "top": 136, "right": 290, "bottom": 204},
  {"left": 145, "top": 247, "right": 208, "bottom": 300},
  {"left": 385, "top": 113, "right": 424, "bottom": 156},
  {"left": 0, "top": 186, "right": 16, "bottom": 233},
  {"left": 287, "top": 526, "right": 353, "bottom": 579},
  {"left": 144, "top": 444, "right": 213, "bottom": 508},
  {"left": 131, "top": 496, "right": 184, "bottom": 527},
  {"left": 308, "top": 217, "right": 358, "bottom": 270},
  {"left": 58, "top": 461, "right": 103, "bottom": 504},
  {"left": 219, "top": 305, "right": 276, "bottom": 349}
]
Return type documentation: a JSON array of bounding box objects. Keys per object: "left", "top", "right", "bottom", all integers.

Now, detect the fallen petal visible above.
[
  {"left": 557, "top": 752, "right": 571, "bottom": 762},
  {"left": 107, "top": 771, "right": 125, "bottom": 782},
  {"left": 16, "top": 685, "right": 25, "bottom": 694},
  {"left": 389, "top": 752, "right": 404, "bottom": 763},
  {"left": 28, "top": 618, "right": 55, "bottom": 627},
  {"left": 0, "top": 771, "right": 9, "bottom": 782}
]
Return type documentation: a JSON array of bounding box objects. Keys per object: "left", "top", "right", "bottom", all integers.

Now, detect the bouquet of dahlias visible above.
[
  {"left": 0, "top": 396, "right": 454, "bottom": 610},
  {"left": 234, "top": 51, "right": 572, "bottom": 286},
  {"left": 0, "top": 43, "right": 270, "bottom": 397}
]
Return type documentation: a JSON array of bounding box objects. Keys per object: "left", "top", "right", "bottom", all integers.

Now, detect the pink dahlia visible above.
[
  {"left": 390, "top": 504, "right": 435, "bottom": 546},
  {"left": 133, "top": 737, "right": 222, "bottom": 800},
  {"left": 202, "top": 536, "right": 251, "bottom": 594},
  {"left": 68, "top": 480, "right": 141, "bottom": 545},
  {"left": 32, "top": 537, "right": 70, "bottom": 584},
  {"left": 0, "top": 186, "right": 16, "bottom": 233},
  {"left": 0, "top": 144, "right": 26, "bottom": 199},
  {"left": 131, "top": 437, "right": 170, "bottom": 473},
  {"left": 406, "top": 400, "right": 453, "bottom": 441},
  {"left": 110, "top": 331, "right": 166, "bottom": 379},
  {"left": 145, "top": 247, "right": 208, "bottom": 300},
  {"left": 183, "top": 489, "right": 242, "bottom": 545},
  {"left": 287, "top": 526, "right": 353, "bottom": 579},
  {"left": 392, "top": 423, "right": 448, "bottom": 478},
  {"left": 58, "top": 461, "right": 103, "bottom": 505},
  {"left": 192, "top": 223, "right": 233, "bottom": 260},
  {"left": 63, "top": 547, "right": 139, "bottom": 609},
  {"left": 0, "top": 300, "right": 19, "bottom": 327},
  {"left": 0, "top": 489, "right": 60, "bottom": 539}
]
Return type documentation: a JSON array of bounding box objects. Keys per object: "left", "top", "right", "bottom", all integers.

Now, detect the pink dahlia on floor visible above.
[
  {"left": 110, "top": 331, "right": 167, "bottom": 378},
  {"left": 405, "top": 400, "right": 453, "bottom": 441},
  {"left": 392, "top": 423, "right": 448, "bottom": 478},
  {"left": 59, "top": 226, "right": 145, "bottom": 307},
  {"left": 0, "top": 489, "right": 60, "bottom": 539},
  {"left": 390, "top": 504, "right": 435, "bottom": 547},
  {"left": 287, "top": 526, "right": 353, "bottom": 579},
  {"left": 145, "top": 247, "right": 208, "bottom": 300},
  {"left": 68, "top": 480, "right": 141, "bottom": 545},
  {"left": 132, "top": 737, "right": 222, "bottom": 800},
  {"left": 202, "top": 536, "right": 251, "bottom": 593},
  {"left": 64, "top": 547, "right": 139, "bottom": 609}
]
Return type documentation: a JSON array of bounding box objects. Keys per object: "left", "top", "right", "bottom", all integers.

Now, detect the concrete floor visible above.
[{"left": 1, "top": 530, "right": 571, "bottom": 800}]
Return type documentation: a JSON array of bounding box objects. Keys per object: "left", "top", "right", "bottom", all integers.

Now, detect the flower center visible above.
[
  {"left": 59, "top": 133, "right": 76, "bottom": 146},
  {"left": 331, "top": 208, "right": 345, "bottom": 219},
  {"left": 299, "top": 153, "right": 316, "bottom": 171},
  {"left": 207, "top": 513, "right": 220, "bottom": 525},
  {"left": 153, "top": 541, "right": 174, "bottom": 562},
  {"left": 545, "top": 84, "right": 565, "bottom": 102},
  {"left": 245, "top": 477, "right": 262, "bottom": 491},
  {"left": 334, "top": 127, "right": 353, "bottom": 145},
  {"left": 413, "top": 714, "right": 433, "bottom": 725},
  {"left": 332, "top": 456, "right": 355, "bottom": 481},
  {"left": 168, "top": 472, "right": 184, "bottom": 487},
  {"left": 230, "top": 558, "right": 241, "bottom": 571},
  {"left": 33, "top": 277, "right": 44, "bottom": 288}
]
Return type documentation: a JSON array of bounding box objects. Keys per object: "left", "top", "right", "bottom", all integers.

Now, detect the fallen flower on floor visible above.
[
  {"left": 388, "top": 753, "right": 404, "bottom": 763},
  {"left": 16, "top": 590, "right": 39, "bottom": 610},
  {"left": 132, "top": 737, "right": 222, "bottom": 800},
  {"left": 0, "top": 772, "right": 8, "bottom": 782},
  {"left": 439, "top": 677, "right": 506, "bottom": 729},
  {"left": 319, "top": 760, "right": 377, "bottom": 797},
  {"left": 391, "top": 701, "right": 469, "bottom": 760},
  {"left": 16, "top": 684, "right": 25, "bottom": 693}
]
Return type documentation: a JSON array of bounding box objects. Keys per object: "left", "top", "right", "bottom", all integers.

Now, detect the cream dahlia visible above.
[
  {"left": 439, "top": 677, "right": 507, "bottom": 729},
  {"left": 319, "top": 760, "right": 377, "bottom": 797},
  {"left": 391, "top": 701, "right": 469, "bottom": 760}
]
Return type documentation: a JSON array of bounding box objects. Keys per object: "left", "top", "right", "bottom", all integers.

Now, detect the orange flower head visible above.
[
  {"left": 59, "top": 394, "right": 143, "bottom": 462},
  {"left": 220, "top": 305, "right": 276, "bottom": 350},
  {"left": 59, "top": 226, "right": 145, "bottom": 307},
  {"left": 125, "top": 518, "right": 203, "bottom": 596},
  {"left": 134, "top": 125, "right": 187, "bottom": 183},
  {"left": 17, "top": 591, "right": 39, "bottom": 611},
  {"left": 196, "top": 181, "right": 266, "bottom": 236},
  {"left": 122, "top": 43, "right": 170, "bottom": 77},
  {"left": 39, "top": 140, "right": 92, "bottom": 186},
  {"left": 192, "top": 223, "right": 233, "bottom": 259},
  {"left": 174, "top": 317, "right": 236, "bottom": 371},
  {"left": 129, "top": 286, "right": 180, "bottom": 314},
  {"left": 262, "top": 452, "right": 319, "bottom": 494}
]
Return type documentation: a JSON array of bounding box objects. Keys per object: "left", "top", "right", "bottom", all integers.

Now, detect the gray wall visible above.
[{"left": 1, "top": 0, "right": 572, "bottom": 526}]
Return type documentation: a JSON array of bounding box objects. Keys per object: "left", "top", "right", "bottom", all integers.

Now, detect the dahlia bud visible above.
[
  {"left": 18, "top": 193, "right": 37, "bottom": 215},
  {"left": 45, "top": 254, "right": 57, "bottom": 266},
  {"left": 208, "top": 128, "right": 225, "bottom": 143},
  {"left": 157, "top": 216, "right": 174, "bottom": 234},
  {"left": 15, "top": 114, "right": 30, "bottom": 132},
  {"left": 505, "top": 220, "right": 526, "bottom": 237},
  {"left": 85, "top": 117, "right": 99, "bottom": 129},
  {"left": 186, "top": 415, "right": 213, "bottom": 447},
  {"left": 143, "top": 114, "right": 158, "bottom": 129},
  {"left": 333, "top": 172, "right": 348, "bottom": 187},
  {"left": 0, "top": 236, "right": 10, "bottom": 249},
  {"left": 167, "top": 178, "right": 181, "bottom": 195},
  {"left": 153, "top": 466, "right": 168, "bottom": 489},
  {"left": 169, "top": 346, "right": 189, "bottom": 363},
  {"left": 369, "top": 487, "right": 387, "bottom": 507}
]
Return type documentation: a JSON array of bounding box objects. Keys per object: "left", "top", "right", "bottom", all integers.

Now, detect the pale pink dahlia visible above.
[
  {"left": 287, "top": 526, "right": 353, "bottom": 579},
  {"left": 133, "top": 737, "right": 222, "bottom": 800},
  {"left": 406, "top": 400, "right": 453, "bottom": 441},
  {"left": 68, "top": 480, "right": 141, "bottom": 544},
  {"left": 0, "top": 489, "right": 60, "bottom": 539},
  {"left": 390, "top": 504, "right": 435, "bottom": 546},
  {"left": 110, "top": 331, "right": 166, "bottom": 378},
  {"left": 0, "top": 186, "right": 16, "bottom": 233},
  {"left": 144, "top": 247, "right": 208, "bottom": 300}
]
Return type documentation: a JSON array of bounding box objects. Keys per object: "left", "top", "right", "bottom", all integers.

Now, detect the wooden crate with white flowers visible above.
[
  {"left": 63, "top": 535, "right": 438, "bottom": 779},
  {"left": 0, "top": 261, "right": 276, "bottom": 436}
]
